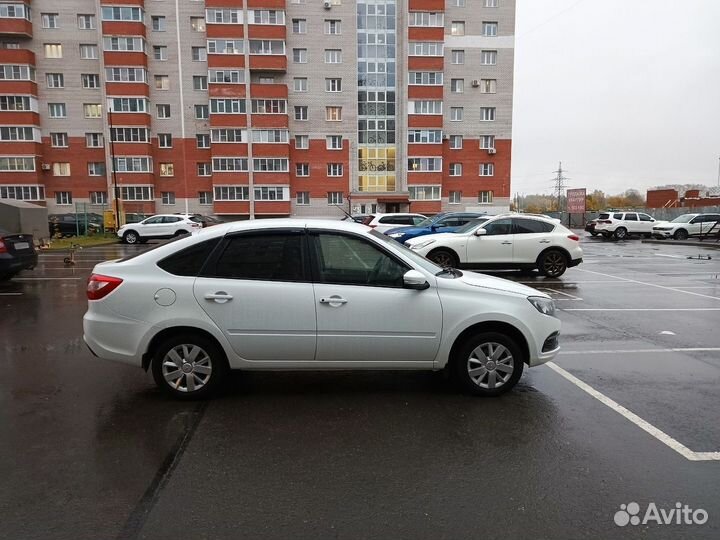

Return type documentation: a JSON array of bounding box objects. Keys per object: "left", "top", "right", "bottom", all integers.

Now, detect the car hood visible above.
[
  {"left": 652, "top": 221, "right": 673, "bottom": 227},
  {"left": 458, "top": 271, "right": 547, "bottom": 298},
  {"left": 406, "top": 232, "right": 459, "bottom": 245},
  {"left": 385, "top": 225, "right": 428, "bottom": 235}
]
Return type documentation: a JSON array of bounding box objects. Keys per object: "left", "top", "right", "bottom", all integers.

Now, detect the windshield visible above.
[
  {"left": 670, "top": 214, "right": 696, "bottom": 223},
  {"left": 369, "top": 230, "right": 444, "bottom": 275},
  {"left": 454, "top": 218, "right": 490, "bottom": 234},
  {"left": 415, "top": 213, "right": 448, "bottom": 228}
]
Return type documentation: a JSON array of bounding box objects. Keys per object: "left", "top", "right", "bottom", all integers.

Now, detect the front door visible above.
[
  {"left": 193, "top": 230, "right": 316, "bottom": 361},
  {"left": 465, "top": 218, "right": 514, "bottom": 264},
  {"left": 310, "top": 231, "right": 442, "bottom": 363}
]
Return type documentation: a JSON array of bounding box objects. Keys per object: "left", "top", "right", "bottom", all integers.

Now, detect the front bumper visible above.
[
  {"left": 652, "top": 230, "right": 673, "bottom": 238},
  {"left": 528, "top": 331, "right": 561, "bottom": 367}
]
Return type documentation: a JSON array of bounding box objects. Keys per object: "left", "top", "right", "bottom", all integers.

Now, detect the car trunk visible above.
[{"left": 1, "top": 233, "right": 36, "bottom": 255}]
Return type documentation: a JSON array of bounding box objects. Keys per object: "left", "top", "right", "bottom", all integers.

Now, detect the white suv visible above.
[
  {"left": 593, "top": 211, "right": 656, "bottom": 239},
  {"left": 84, "top": 219, "right": 561, "bottom": 399},
  {"left": 651, "top": 213, "right": 720, "bottom": 240},
  {"left": 406, "top": 215, "right": 583, "bottom": 278},
  {"left": 361, "top": 213, "right": 427, "bottom": 233},
  {"left": 117, "top": 214, "right": 202, "bottom": 244}
]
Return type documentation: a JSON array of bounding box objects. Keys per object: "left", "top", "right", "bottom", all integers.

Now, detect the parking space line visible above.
[
  {"left": 538, "top": 288, "right": 582, "bottom": 301},
  {"left": 576, "top": 268, "right": 720, "bottom": 301},
  {"left": 546, "top": 362, "right": 720, "bottom": 461},
  {"left": 559, "top": 347, "right": 720, "bottom": 355}
]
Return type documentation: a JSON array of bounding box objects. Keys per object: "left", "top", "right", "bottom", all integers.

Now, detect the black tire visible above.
[
  {"left": 151, "top": 333, "right": 229, "bottom": 400},
  {"left": 428, "top": 248, "right": 459, "bottom": 268},
  {"left": 174, "top": 229, "right": 189, "bottom": 237},
  {"left": 614, "top": 227, "right": 628, "bottom": 240},
  {"left": 590, "top": 232, "right": 598, "bottom": 237},
  {"left": 644, "top": 233, "right": 652, "bottom": 239},
  {"left": 123, "top": 230, "right": 140, "bottom": 244},
  {"left": 538, "top": 249, "right": 568, "bottom": 278},
  {"left": 674, "top": 229, "right": 689, "bottom": 240},
  {"left": 451, "top": 331, "right": 525, "bottom": 396}
]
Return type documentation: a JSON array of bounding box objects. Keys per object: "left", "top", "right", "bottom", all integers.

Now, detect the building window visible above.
[
  {"left": 51, "top": 133, "right": 68, "bottom": 147},
  {"left": 90, "top": 191, "right": 107, "bottom": 205},
  {"left": 408, "top": 186, "right": 441, "bottom": 200},
  {"left": 48, "top": 103, "right": 66, "bottom": 118},
  {"left": 161, "top": 192, "right": 175, "bottom": 205},
  {"left": 294, "top": 106, "right": 308, "bottom": 121},
  {"left": 120, "top": 186, "right": 155, "bottom": 200},
  {"left": 105, "top": 67, "right": 146, "bottom": 83},
  {"left": 103, "top": 36, "right": 145, "bottom": 52},
  {"left": 0, "top": 158, "right": 35, "bottom": 172},
  {"left": 409, "top": 72, "right": 443, "bottom": 85},
  {"left": 449, "top": 135, "right": 463, "bottom": 149},
  {"left": 480, "top": 135, "right": 496, "bottom": 149},
  {"left": 449, "top": 191, "right": 462, "bottom": 204},
  {"left": 41, "top": 13, "right": 58, "bottom": 29},
  {"left": 480, "top": 164, "right": 495, "bottom": 176},
  {"left": 292, "top": 48, "right": 307, "bottom": 63},
  {"left": 248, "top": 40, "right": 286, "bottom": 55},
  {"left": 196, "top": 134, "right": 210, "bottom": 148},
  {"left": 198, "top": 191, "right": 212, "bottom": 204},
  {"left": 152, "top": 16, "right": 166, "bottom": 31},
  {"left": 250, "top": 9, "right": 285, "bottom": 25},
  {"left": 484, "top": 0, "right": 499, "bottom": 7},
  {"left": 213, "top": 186, "right": 248, "bottom": 201},
  {"left": 192, "top": 47, "right": 207, "bottom": 61},
  {"left": 408, "top": 158, "right": 442, "bottom": 172},
  {"left": 205, "top": 8, "right": 241, "bottom": 24},
  {"left": 158, "top": 133, "right": 172, "bottom": 148},
  {"left": 82, "top": 74, "right": 100, "bottom": 88},
  {"left": 88, "top": 162, "right": 106, "bottom": 176},
  {"left": 482, "top": 50, "right": 497, "bottom": 65},
  {"left": 324, "top": 49, "right": 342, "bottom": 63},
  {"left": 296, "top": 191, "right": 310, "bottom": 205},
  {"left": 191, "top": 17, "right": 206, "bottom": 32},
  {"left": 114, "top": 157, "right": 153, "bottom": 173},
  {"left": 327, "top": 163, "right": 343, "bottom": 177},
  {"left": 153, "top": 46, "right": 168, "bottom": 61},
  {"left": 84, "top": 104, "right": 102, "bottom": 118},
  {"left": 327, "top": 192, "right": 343, "bottom": 205},
  {"left": 85, "top": 133, "right": 104, "bottom": 148},
  {"left": 0, "top": 185, "right": 44, "bottom": 200},
  {"left": 156, "top": 104, "right": 171, "bottom": 118},
  {"left": 154, "top": 75, "right": 169, "bottom": 90},
  {"left": 295, "top": 135, "right": 309, "bottom": 149},
  {"left": 251, "top": 129, "right": 288, "bottom": 143},
  {"left": 252, "top": 158, "right": 288, "bottom": 172},
  {"left": 44, "top": 43, "right": 63, "bottom": 58},
  {"left": 80, "top": 44, "right": 98, "bottom": 59},
  {"left": 251, "top": 99, "right": 286, "bottom": 114},
  {"left": 193, "top": 76, "right": 207, "bottom": 90},
  {"left": 159, "top": 163, "right": 175, "bottom": 177},
  {"left": 326, "top": 107, "right": 342, "bottom": 121},
  {"left": 481, "top": 79, "right": 497, "bottom": 94},
  {"left": 254, "top": 186, "right": 287, "bottom": 201},
  {"left": 325, "top": 78, "right": 342, "bottom": 92},
  {"left": 451, "top": 79, "right": 464, "bottom": 93},
  {"left": 296, "top": 163, "right": 309, "bottom": 177},
  {"left": 483, "top": 22, "right": 498, "bottom": 36},
  {"left": 55, "top": 191, "right": 72, "bottom": 205},
  {"left": 211, "top": 128, "right": 247, "bottom": 143},
  {"left": 408, "top": 100, "right": 443, "bottom": 115},
  {"left": 324, "top": 19, "right": 341, "bottom": 34},
  {"left": 195, "top": 105, "right": 209, "bottom": 119},
  {"left": 451, "top": 21, "right": 465, "bottom": 36},
  {"left": 53, "top": 163, "right": 70, "bottom": 176},
  {"left": 101, "top": 6, "right": 144, "bottom": 21},
  {"left": 408, "top": 130, "right": 442, "bottom": 144},
  {"left": 292, "top": 19, "right": 306, "bottom": 34},
  {"left": 208, "top": 39, "right": 244, "bottom": 55},
  {"left": 197, "top": 163, "right": 211, "bottom": 176},
  {"left": 450, "top": 107, "right": 464, "bottom": 121},
  {"left": 451, "top": 50, "right": 465, "bottom": 64},
  {"left": 110, "top": 127, "right": 150, "bottom": 143},
  {"left": 449, "top": 163, "right": 462, "bottom": 176},
  {"left": 480, "top": 107, "right": 496, "bottom": 121},
  {"left": 209, "top": 70, "right": 244, "bottom": 84},
  {"left": 326, "top": 135, "right": 343, "bottom": 149},
  {"left": 409, "top": 42, "right": 443, "bottom": 56},
  {"left": 108, "top": 97, "right": 148, "bottom": 113},
  {"left": 408, "top": 12, "right": 444, "bottom": 27},
  {"left": 293, "top": 77, "right": 307, "bottom": 92},
  {"left": 211, "top": 158, "right": 248, "bottom": 172},
  {"left": 46, "top": 73, "right": 64, "bottom": 88},
  {"left": 78, "top": 15, "right": 96, "bottom": 29},
  {"left": 479, "top": 190, "right": 494, "bottom": 203}
]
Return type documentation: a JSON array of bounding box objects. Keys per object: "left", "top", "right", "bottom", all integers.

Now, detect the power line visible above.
[{"left": 550, "top": 162, "right": 570, "bottom": 212}]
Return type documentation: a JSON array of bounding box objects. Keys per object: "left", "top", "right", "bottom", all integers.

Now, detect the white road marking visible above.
[
  {"left": 658, "top": 330, "right": 676, "bottom": 335},
  {"left": 539, "top": 288, "right": 582, "bottom": 300},
  {"left": 576, "top": 268, "right": 720, "bottom": 301},
  {"left": 546, "top": 362, "right": 720, "bottom": 461},
  {"left": 559, "top": 347, "right": 720, "bottom": 355},
  {"left": 654, "top": 254, "right": 687, "bottom": 259},
  {"left": 563, "top": 308, "right": 720, "bottom": 311},
  {"left": 0, "top": 292, "right": 22, "bottom": 296}
]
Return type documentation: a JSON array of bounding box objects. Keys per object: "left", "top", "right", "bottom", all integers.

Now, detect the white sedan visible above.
[
  {"left": 405, "top": 214, "right": 583, "bottom": 278},
  {"left": 84, "top": 219, "right": 561, "bottom": 399}
]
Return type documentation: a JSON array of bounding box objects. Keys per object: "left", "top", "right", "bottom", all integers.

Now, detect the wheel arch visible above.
[
  {"left": 449, "top": 321, "right": 530, "bottom": 367},
  {"left": 535, "top": 246, "right": 570, "bottom": 267},
  {"left": 427, "top": 246, "right": 460, "bottom": 265},
  {"left": 142, "top": 326, "right": 227, "bottom": 371}
]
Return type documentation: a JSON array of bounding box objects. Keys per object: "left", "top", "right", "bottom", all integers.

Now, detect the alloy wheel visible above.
[
  {"left": 467, "top": 342, "right": 515, "bottom": 389},
  {"left": 542, "top": 252, "right": 566, "bottom": 277},
  {"left": 161, "top": 344, "right": 213, "bottom": 393}
]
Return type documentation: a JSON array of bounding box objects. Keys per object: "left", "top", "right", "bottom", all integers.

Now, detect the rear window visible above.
[
  {"left": 514, "top": 218, "right": 555, "bottom": 234},
  {"left": 157, "top": 238, "right": 221, "bottom": 276},
  {"left": 361, "top": 215, "right": 376, "bottom": 226},
  {"left": 211, "top": 233, "right": 306, "bottom": 282},
  {"left": 599, "top": 213, "right": 610, "bottom": 219}
]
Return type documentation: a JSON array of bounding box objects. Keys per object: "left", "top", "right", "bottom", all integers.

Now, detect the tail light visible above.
[
  {"left": 87, "top": 274, "right": 123, "bottom": 300},
  {"left": 568, "top": 234, "right": 580, "bottom": 241},
  {"left": 0, "top": 239, "right": 6, "bottom": 254}
]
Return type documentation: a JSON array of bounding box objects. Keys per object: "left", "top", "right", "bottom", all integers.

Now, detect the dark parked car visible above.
[
  {"left": 585, "top": 218, "right": 598, "bottom": 236},
  {"left": 384, "top": 212, "right": 487, "bottom": 244},
  {"left": 0, "top": 228, "right": 37, "bottom": 281},
  {"left": 48, "top": 214, "right": 102, "bottom": 237}
]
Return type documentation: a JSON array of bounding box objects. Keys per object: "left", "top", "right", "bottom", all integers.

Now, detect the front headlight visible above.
[
  {"left": 410, "top": 239, "right": 436, "bottom": 250},
  {"left": 388, "top": 233, "right": 404, "bottom": 238},
  {"left": 528, "top": 296, "right": 557, "bottom": 317}
]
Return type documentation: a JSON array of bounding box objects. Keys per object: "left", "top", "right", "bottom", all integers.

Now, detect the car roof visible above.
[{"left": 212, "top": 218, "right": 370, "bottom": 235}]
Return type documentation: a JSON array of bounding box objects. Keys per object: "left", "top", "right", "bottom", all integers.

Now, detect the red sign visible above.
[{"left": 567, "top": 188, "right": 586, "bottom": 213}]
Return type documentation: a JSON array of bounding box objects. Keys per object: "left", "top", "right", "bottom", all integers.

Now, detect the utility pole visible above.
[{"left": 551, "top": 161, "right": 569, "bottom": 212}]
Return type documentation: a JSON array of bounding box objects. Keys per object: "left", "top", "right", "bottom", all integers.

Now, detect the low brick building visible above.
[{"left": 646, "top": 188, "right": 720, "bottom": 209}]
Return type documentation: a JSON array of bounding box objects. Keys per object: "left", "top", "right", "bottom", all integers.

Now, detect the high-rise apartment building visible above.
[{"left": 0, "top": 0, "right": 514, "bottom": 219}]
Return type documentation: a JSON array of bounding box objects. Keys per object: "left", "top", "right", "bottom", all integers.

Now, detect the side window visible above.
[
  {"left": 689, "top": 216, "right": 702, "bottom": 224},
  {"left": 163, "top": 216, "right": 182, "bottom": 223},
  {"left": 143, "top": 217, "right": 164, "bottom": 224},
  {"left": 483, "top": 218, "right": 513, "bottom": 236},
  {"left": 514, "top": 218, "right": 554, "bottom": 234},
  {"left": 456, "top": 217, "right": 476, "bottom": 226},
  {"left": 639, "top": 214, "right": 654, "bottom": 222},
  {"left": 412, "top": 216, "right": 426, "bottom": 225},
  {"left": 213, "top": 233, "right": 306, "bottom": 281},
  {"left": 613, "top": 213, "right": 624, "bottom": 220},
  {"left": 158, "top": 238, "right": 221, "bottom": 276},
  {"left": 313, "top": 233, "right": 407, "bottom": 287},
  {"left": 625, "top": 213, "right": 638, "bottom": 221},
  {"left": 434, "top": 218, "right": 454, "bottom": 227}
]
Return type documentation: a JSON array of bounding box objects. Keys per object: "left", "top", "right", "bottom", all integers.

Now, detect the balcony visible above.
[
  {"left": 248, "top": 55, "right": 287, "bottom": 73},
  {"left": 0, "top": 16, "right": 32, "bottom": 38}
]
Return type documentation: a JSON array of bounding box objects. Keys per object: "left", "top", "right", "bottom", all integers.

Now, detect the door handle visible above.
[
  {"left": 539, "top": 240, "right": 551, "bottom": 243},
  {"left": 501, "top": 241, "right": 512, "bottom": 245},
  {"left": 204, "top": 291, "right": 233, "bottom": 303},
  {"left": 319, "top": 296, "right": 348, "bottom": 305}
]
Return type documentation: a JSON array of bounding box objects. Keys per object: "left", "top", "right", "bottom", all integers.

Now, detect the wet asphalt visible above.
[{"left": 1, "top": 234, "right": 719, "bottom": 539}]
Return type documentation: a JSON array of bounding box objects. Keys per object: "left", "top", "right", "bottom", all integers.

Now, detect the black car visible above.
[
  {"left": 48, "top": 214, "right": 102, "bottom": 237},
  {"left": 585, "top": 218, "right": 598, "bottom": 236},
  {"left": 0, "top": 229, "right": 38, "bottom": 281}
]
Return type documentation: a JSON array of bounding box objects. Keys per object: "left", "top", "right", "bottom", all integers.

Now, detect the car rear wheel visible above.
[
  {"left": 174, "top": 229, "right": 189, "bottom": 237},
  {"left": 451, "top": 331, "right": 524, "bottom": 396},
  {"left": 123, "top": 231, "right": 140, "bottom": 244},
  {"left": 590, "top": 231, "right": 598, "bottom": 236},
  {"left": 674, "top": 229, "right": 689, "bottom": 240},
  {"left": 151, "top": 333, "right": 229, "bottom": 400},
  {"left": 614, "top": 227, "right": 628, "bottom": 240},
  {"left": 538, "top": 250, "right": 568, "bottom": 278},
  {"left": 428, "top": 248, "right": 459, "bottom": 268}
]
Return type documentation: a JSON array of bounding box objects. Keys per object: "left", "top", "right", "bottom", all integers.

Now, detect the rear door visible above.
[
  {"left": 623, "top": 213, "right": 639, "bottom": 233},
  {"left": 510, "top": 218, "right": 556, "bottom": 263},
  {"left": 193, "top": 229, "right": 317, "bottom": 361}
]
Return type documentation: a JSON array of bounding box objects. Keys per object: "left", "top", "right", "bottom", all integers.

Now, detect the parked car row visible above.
[{"left": 585, "top": 211, "right": 720, "bottom": 241}]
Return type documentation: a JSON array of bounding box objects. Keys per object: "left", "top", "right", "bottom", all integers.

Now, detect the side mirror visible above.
[
  {"left": 474, "top": 228, "right": 487, "bottom": 237},
  {"left": 403, "top": 270, "right": 429, "bottom": 290}
]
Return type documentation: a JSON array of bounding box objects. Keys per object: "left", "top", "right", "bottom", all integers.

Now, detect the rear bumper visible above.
[
  {"left": 569, "top": 257, "right": 583, "bottom": 268},
  {"left": 0, "top": 252, "right": 37, "bottom": 274},
  {"left": 83, "top": 311, "right": 147, "bottom": 367}
]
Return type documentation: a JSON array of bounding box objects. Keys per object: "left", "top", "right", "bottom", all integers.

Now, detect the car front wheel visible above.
[
  {"left": 151, "top": 333, "right": 229, "bottom": 400},
  {"left": 538, "top": 250, "right": 568, "bottom": 278},
  {"left": 674, "top": 229, "right": 689, "bottom": 240},
  {"left": 123, "top": 231, "right": 140, "bottom": 244},
  {"left": 614, "top": 227, "right": 628, "bottom": 240},
  {"left": 451, "top": 331, "right": 524, "bottom": 396},
  {"left": 428, "top": 248, "right": 459, "bottom": 268}
]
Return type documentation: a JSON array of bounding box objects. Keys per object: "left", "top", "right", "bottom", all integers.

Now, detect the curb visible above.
[{"left": 641, "top": 239, "right": 720, "bottom": 249}]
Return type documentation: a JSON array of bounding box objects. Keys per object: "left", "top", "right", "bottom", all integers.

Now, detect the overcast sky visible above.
[{"left": 512, "top": 0, "right": 720, "bottom": 196}]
